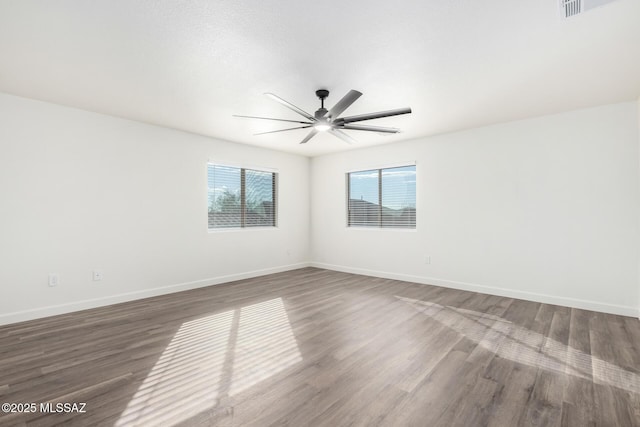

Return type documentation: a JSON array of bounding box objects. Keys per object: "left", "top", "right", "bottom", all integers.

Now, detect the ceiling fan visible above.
[{"left": 234, "top": 89, "right": 411, "bottom": 145}]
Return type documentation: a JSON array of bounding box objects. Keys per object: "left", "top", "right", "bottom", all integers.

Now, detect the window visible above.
[
  {"left": 207, "top": 164, "right": 276, "bottom": 229},
  {"left": 347, "top": 165, "right": 416, "bottom": 228}
]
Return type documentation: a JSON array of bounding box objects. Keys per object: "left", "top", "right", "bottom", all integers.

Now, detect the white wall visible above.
[
  {"left": 0, "top": 93, "right": 310, "bottom": 324},
  {"left": 2, "top": 94, "right": 638, "bottom": 324},
  {"left": 311, "top": 102, "right": 640, "bottom": 317}
]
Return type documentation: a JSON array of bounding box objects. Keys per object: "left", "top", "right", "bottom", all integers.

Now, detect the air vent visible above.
[
  {"left": 561, "top": 0, "right": 583, "bottom": 18},
  {"left": 560, "top": 0, "right": 620, "bottom": 19}
]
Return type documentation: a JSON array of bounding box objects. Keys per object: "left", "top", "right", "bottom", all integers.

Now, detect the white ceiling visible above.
[{"left": 1, "top": 1, "right": 639, "bottom": 157}]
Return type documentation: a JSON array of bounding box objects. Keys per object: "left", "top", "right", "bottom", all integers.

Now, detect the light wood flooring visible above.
[{"left": 1, "top": 267, "right": 639, "bottom": 426}]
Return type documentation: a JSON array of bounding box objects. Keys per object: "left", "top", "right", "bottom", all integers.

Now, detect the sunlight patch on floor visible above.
[
  {"left": 395, "top": 296, "right": 640, "bottom": 395},
  {"left": 116, "top": 297, "right": 302, "bottom": 427}
]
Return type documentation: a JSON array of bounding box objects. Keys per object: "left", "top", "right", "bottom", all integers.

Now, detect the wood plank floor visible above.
[{"left": 1, "top": 267, "right": 639, "bottom": 426}]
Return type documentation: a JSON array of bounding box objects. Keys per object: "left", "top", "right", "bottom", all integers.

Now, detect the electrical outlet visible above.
[
  {"left": 424, "top": 255, "right": 431, "bottom": 265},
  {"left": 48, "top": 273, "right": 59, "bottom": 287},
  {"left": 93, "top": 270, "right": 103, "bottom": 281}
]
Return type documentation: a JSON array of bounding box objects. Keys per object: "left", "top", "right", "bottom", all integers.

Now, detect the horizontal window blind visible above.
[
  {"left": 348, "top": 169, "right": 379, "bottom": 227},
  {"left": 208, "top": 165, "right": 241, "bottom": 228},
  {"left": 381, "top": 165, "right": 416, "bottom": 228},
  {"left": 347, "top": 165, "right": 415, "bottom": 229},
  {"left": 245, "top": 169, "right": 276, "bottom": 227},
  {"left": 208, "top": 164, "right": 276, "bottom": 229}
]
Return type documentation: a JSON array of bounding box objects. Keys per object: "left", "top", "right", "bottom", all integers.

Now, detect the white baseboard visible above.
[
  {"left": 311, "top": 262, "right": 640, "bottom": 318},
  {"left": 3, "top": 261, "right": 637, "bottom": 325},
  {"left": 0, "top": 262, "right": 310, "bottom": 326}
]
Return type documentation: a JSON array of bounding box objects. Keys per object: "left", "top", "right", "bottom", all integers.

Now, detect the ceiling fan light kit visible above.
[{"left": 234, "top": 89, "right": 412, "bottom": 145}]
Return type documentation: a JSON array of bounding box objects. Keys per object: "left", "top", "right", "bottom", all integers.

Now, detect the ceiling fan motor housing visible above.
[{"left": 315, "top": 108, "right": 328, "bottom": 119}]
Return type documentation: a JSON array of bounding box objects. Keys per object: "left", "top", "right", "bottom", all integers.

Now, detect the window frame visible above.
[
  {"left": 346, "top": 163, "right": 416, "bottom": 229},
  {"left": 207, "top": 162, "right": 278, "bottom": 231}
]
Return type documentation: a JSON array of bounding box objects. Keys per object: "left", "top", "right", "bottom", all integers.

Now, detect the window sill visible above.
[
  {"left": 345, "top": 227, "right": 417, "bottom": 232},
  {"left": 208, "top": 226, "right": 279, "bottom": 233}
]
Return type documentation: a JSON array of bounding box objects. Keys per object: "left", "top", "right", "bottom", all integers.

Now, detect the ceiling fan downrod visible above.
[{"left": 315, "top": 89, "right": 329, "bottom": 118}]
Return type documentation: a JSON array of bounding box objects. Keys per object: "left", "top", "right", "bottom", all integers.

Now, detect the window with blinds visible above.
[
  {"left": 207, "top": 164, "right": 277, "bottom": 229},
  {"left": 347, "top": 165, "right": 416, "bottom": 228}
]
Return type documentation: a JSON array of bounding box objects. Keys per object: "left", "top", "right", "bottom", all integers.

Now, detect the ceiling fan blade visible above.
[
  {"left": 326, "top": 90, "right": 362, "bottom": 120},
  {"left": 254, "top": 125, "right": 312, "bottom": 136},
  {"left": 233, "top": 115, "right": 312, "bottom": 125},
  {"left": 265, "top": 93, "right": 316, "bottom": 122},
  {"left": 339, "top": 124, "right": 400, "bottom": 133},
  {"left": 335, "top": 107, "right": 412, "bottom": 124},
  {"left": 300, "top": 129, "right": 318, "bottom": 144},
  {"left": 330, "top": 129, "right": 357, "bottom": 145}
]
